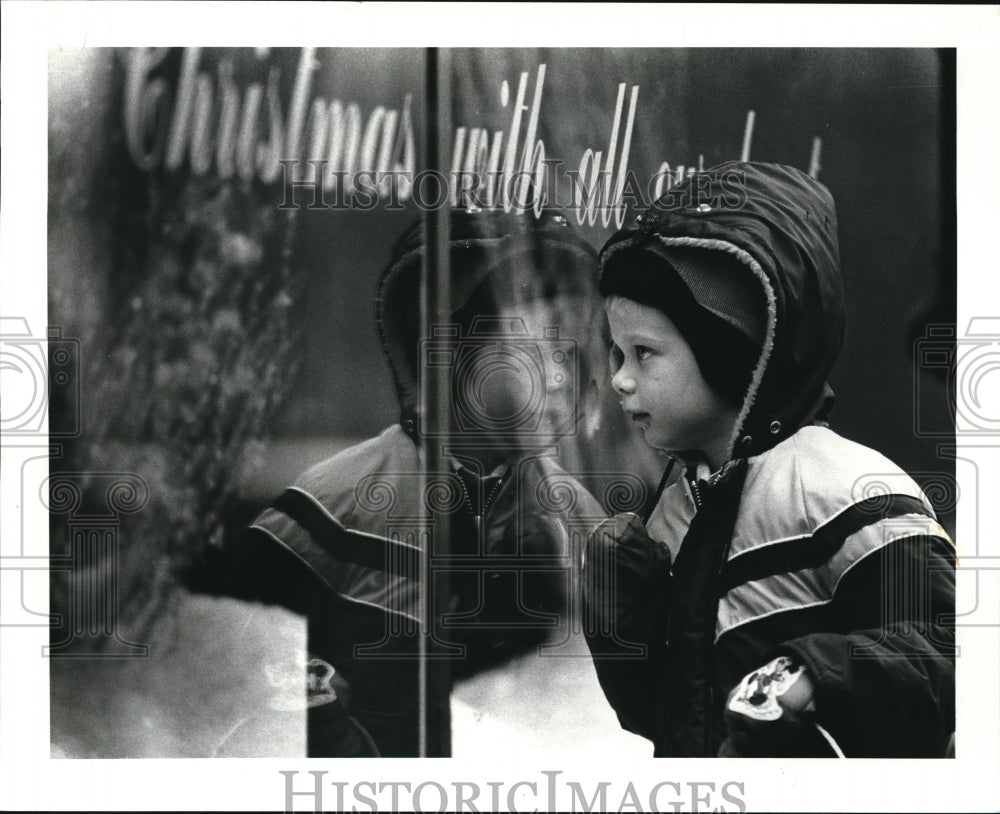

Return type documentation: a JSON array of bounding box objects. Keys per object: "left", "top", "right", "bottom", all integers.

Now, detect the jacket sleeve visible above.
[
  {"left": 777, "top": 529, "right": 956, "bottom": 758},
  {"left": 186, "top": 513, "right": 331, "bottom": 616},
  {"left": 582, "top": 512, "right": 672, "bottom": 741}
]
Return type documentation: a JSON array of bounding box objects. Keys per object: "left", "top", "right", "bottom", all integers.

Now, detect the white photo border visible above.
[{"left": 2, "top": 2, "right": 998, "bottom": 812}]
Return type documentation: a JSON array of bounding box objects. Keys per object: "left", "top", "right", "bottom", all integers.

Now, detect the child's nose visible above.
[{"left": 611, "top": 369, "right": 637, "bottom": 395}]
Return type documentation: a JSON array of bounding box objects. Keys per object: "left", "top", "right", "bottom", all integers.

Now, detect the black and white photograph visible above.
[{"left": 1, "top": 3, "right": 998, "bottom": 812}]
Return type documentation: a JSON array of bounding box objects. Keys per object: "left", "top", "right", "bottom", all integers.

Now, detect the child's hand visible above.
[
  {"left": 582, "top": 513, "right": 671, "bottom": 649},
  {"left": 718, "top": 655, "right": 816, "bottom": 757}
]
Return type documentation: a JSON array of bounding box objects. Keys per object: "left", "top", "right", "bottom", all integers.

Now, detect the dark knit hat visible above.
[{"left": 600, "top": 244, "right": 767, "bottom": 406}]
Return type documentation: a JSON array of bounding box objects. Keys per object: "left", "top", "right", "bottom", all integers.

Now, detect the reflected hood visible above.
[{"left": 376, "top": 208, "right": 599, "bottom": 438}]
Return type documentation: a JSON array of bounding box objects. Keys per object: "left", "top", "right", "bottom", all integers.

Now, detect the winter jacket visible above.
[
  {"left": 583, "top": 162, "right": 955, "bottom": 758},
  {"left": 234, "top": 209, "right": 607, "bottom": 756}
]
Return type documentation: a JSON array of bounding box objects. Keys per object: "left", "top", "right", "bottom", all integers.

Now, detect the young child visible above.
[{"left": 583, "top": 161, "right": 956, "bottom": 758}]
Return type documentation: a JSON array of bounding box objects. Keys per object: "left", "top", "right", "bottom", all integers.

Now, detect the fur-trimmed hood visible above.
[
  {"left": 601, "top": 161, "right": 845, "bottom": 462},
  {"left": 376, "top": 208, "right": 600, "bottom": 437}
]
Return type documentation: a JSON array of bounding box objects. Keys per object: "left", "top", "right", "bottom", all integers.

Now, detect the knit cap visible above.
[{"left": 599, "top": 244, "right": 767, "bottom": 406}]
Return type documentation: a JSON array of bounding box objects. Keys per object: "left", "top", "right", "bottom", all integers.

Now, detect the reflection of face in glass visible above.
[
  {"left": 495, "top": 297, "right": 589, "bottom": 441},
  {"left": 449, "top": 257, "right": 598, "bottom": 448}
]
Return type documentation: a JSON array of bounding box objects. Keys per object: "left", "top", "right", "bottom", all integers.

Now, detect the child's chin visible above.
[
  {"left": 642, "top": 432, "right": 685, "bottom": 457},
  {"left": 640, "top": 429, "right": 669, "bottom": 450}
]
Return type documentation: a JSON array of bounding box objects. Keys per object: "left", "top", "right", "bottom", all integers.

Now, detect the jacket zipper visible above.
[
  {"left": 692, "top": 471, "right": 737, "bottom": 755},
  {"left": 687, "top": 473, "right": 712, "bottom": 752},
  {"left": 709, "top": 482, "right": 739, "bottom": 756},
  {"left": 690, "top": 480, "right": 704, "bottom": 511}
]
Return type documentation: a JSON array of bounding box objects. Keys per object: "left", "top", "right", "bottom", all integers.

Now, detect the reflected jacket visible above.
[
  {"left": 583, "top": 162, "right": 956, "bottom": 758},
  {"left": 234, "top": 210, "right": 606, "bottom": 756}
]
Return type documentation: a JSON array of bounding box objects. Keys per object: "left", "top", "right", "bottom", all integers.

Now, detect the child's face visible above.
[{"left": 604, "top": 295, "right": 739, "bottom": 468}]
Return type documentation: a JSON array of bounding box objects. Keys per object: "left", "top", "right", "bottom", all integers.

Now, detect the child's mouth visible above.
[{"left": 629, "top": 411, "right": 651, "bottom": 425}]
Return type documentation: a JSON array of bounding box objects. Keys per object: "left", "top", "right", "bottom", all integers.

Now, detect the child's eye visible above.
[
  {"left": 608, "top": 344, "right": 624, "bottom": 373},
  {"left": 635, "top": 345, "right": 655, "bottom": 361}
]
